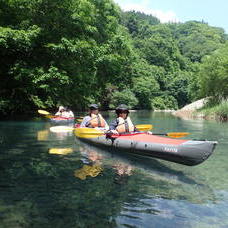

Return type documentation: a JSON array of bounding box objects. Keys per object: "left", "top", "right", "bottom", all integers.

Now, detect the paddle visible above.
[
  {"left": 38, "top": 109, "right": 59, "bottom": 118},
  {"left": 152, "top": 132, "right": 189, "bottom": 138},
  {"left": 38, "top": 109, "right": 83, "bottom": 119},
  {"left": 50, "top": 124, "right": 153, "bottom": 133},
  {"left": 74, "top": 127, "right": 189, "bottom": 138},
  {"left": 38, "top": 110, "right": 51, "bottom": 115},
  {"left": 135, "top": 124, "right": 152, "bottom": 131},
  {"left": 74, "top": 128, "right": 105, "bottom": 138}
]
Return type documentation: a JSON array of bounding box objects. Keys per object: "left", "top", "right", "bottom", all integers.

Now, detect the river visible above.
[{"left": 0, "top": 111, "right": 227, "bottom": 228}]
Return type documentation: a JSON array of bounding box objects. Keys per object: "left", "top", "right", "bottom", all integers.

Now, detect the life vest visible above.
[
  {"left": 60, "top": 111, "right": 71, "bottom": 118},
  {"left": 116, "top": 117, "right": 135, "bottom": 133},
  {"left": 88, "top": 114, "right": 106, "bottom": 128}
]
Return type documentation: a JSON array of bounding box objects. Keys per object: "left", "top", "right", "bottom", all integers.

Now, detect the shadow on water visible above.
[{"left": 74, "top": 140, "right": 219, "bottom": 228}]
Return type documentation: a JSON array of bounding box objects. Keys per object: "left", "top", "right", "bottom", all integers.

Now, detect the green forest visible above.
[{"left": 0, "top": 0, "right": 228, "bottom": 115}]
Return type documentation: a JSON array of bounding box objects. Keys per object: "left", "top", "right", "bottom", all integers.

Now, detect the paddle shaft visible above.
[
  {"left": 152, "top": 132, "right": 189, "bottom": 138},
  {"left": 79, "top": 132, "right": 188, "bottom": 138}
]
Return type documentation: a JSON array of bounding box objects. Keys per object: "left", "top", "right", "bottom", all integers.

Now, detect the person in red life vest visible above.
[
  {"left": 109, "top": 104, "right": 137, "bottom": 134},
  {"left": 80, "top": 104, "right": 109, "bottom": 130}
]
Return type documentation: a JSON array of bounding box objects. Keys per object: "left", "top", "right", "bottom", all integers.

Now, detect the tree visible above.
[
  {"left": 200, "top": 42, "right": 228, "bottom": 101},
  {"left": 121, "top": 11, "right": 160, "bottom": 37},
  {"left": 173, "top": 21, "right": 226, "bottom": 62},
  {"left": 0, "top": 0, "right": 137, "bottom": 113},
  {"left": 109, "top": 89, "right": 138, "bottom": 109}
]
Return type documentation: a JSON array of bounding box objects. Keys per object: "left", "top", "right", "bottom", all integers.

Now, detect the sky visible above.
[{"left": 113, "top": 0, "right": 228, "bottom": 33}]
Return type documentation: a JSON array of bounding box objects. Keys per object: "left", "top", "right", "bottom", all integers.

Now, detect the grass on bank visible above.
[{"left": 198, "top": 101, "right": 228, "bottom": 120}]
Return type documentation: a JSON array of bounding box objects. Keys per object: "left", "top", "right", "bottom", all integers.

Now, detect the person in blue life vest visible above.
[
  {"left": 80, "top": 104, "right": 109, "bottom": 130},
  {"left": 55, "top": 106, "right": 74, "bottom": 118},
  {"left": 109, "top": 104, "right": 138, "bottom": 134}
]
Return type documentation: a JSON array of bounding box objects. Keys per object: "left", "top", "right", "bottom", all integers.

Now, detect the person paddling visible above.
[
  {"left": 109, "top": 104, "right": 137, "bottom": 134},
  {"left": 80, "top": 104, "right": 109, "bottom": 130},
  {"left": 55, "top": 106, "right": 74, "bottom": 118}
]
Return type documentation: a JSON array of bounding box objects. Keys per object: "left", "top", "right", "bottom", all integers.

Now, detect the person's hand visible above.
[
  {"left": 110, "top": 130, "right": 119, "bottom": 134},
  {"left": 105, "top": 130, "right": 119, "bottom": 135}
]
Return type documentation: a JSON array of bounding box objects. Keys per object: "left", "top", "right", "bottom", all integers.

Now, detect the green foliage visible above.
[
  {"left": 199, "top": 101, "right": 228, "bottom": 120},
  {"left": 135, "top": 33, "right": 186, "bottom": 72},
  {"left": 0, "top": 0, "right": 136, "bottom": 113},
  {"left": 11, "top": 64, "right": 70, "bottom": 107},
  {"left": 166, "top": 71, "right": 191, "bottom": 107},
  {"left": 96, "top": 33, "right": 135, "bottom": 85},
  {"left": 214, "top": 102, "right": 228, "bottom": 118},
  {"left": 0, "top": 1, "right": 227, "bottom": 114},
  {"left": 186, "top": 63, "right": 201, "bottom": 101},
  {"left": 0, "top": 25, "right": 40, "bottom": 50},
  {"left": 121, "top": 11, "right": 160, "bottom": 37},
  {"left": 152, "top": 95, "right": 178, "bottom": 110},
  {"left": 132, "top": 75, "right": 159, "bottom": 109},
  {"left": 200, "top": 42, "right": 228, "bottom": 101},
  {"left": 109, "top": 89, "right": 138, "bottom": 109},
  {"left": 173, "top": 21, "right": 226, "bottom": 62}
]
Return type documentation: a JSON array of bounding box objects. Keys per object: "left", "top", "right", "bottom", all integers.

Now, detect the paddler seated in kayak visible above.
[
  {"left": 80, "top": 104, "right": 109, "bottom": 130},
  {"left": 65, "top": 107, "right": 74, "bottom": 118},
  {"left": 109, "top": 104, "right": 137, "bottom": 134},
  {"left": 55, "top": 106, "right": 74, "bottom": 118}
]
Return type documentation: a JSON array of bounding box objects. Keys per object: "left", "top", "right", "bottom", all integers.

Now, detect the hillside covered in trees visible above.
[{"left": 0, "top": 0, "right": 227, "bottom": 115}]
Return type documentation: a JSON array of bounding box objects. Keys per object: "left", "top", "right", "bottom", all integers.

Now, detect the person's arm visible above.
[
  {"left": 80, "top": 116, "right": 91, "bottom": 127},
  {"left": 104, "top": 119, "right": 118, "bottom": 134},
  {"left": 55, "top": 111, "right": 61, "bottom": 116},
  {"left": 103, "top": 119, "right": 109, "bottom": 130},
  {"left": 69, "top": 111, "right": 74, "bottom": 117},
  {"left": 109, "top": 119, "right": 118, "bottom": 131}
]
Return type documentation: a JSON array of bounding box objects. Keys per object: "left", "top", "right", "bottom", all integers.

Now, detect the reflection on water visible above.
[
  {"left": 76, "top": 140, "right": 216, "bottom": 203},
  {"left": 50, "top": 130, "right": 73, "bottom": 141},
  {"left": 76, "top": 142, "right": 134, "bottom": 183},
  {"left": 49, "top": 148, "right": 73, "bottom": 155},
  {"left": 74, "top": 164, "right": 103, "bottom": 180},
  {"left": 37, "top": 130, "right": 49, "bottom": 141},
  {"left": 0, "top": 113, "right": 228, "bottom": 227}
]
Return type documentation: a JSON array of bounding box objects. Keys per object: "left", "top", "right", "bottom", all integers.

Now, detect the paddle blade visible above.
[
  {"left": 166, "top": 132, "right": 189, "bottom": 138},
  {"left": 76, "top": 118, "right": 83, "bottom": 123},
  {"left": 50, "top": 126, "right": 74, "bottom": 133},
  {"left": 74, "top": 128, "right": 104, "bottom": 138},
  {"left": 38, "top": 110, "right": 51, "bottom": 115},
  {"left": 136, "top": 124, "right": 153, "bottom": 131},
  {"left": 46, "top": 115, "right": 56, "bottom": 119}
]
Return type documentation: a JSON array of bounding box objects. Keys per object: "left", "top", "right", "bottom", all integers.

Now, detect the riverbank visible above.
[{"left": 173, "top": 99, "right": 228, "bottom": 121}]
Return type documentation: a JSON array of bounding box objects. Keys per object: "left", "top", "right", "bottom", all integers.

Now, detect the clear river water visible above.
[{"left": 0, "top": 111, "right": 228, "bottom": 228}]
